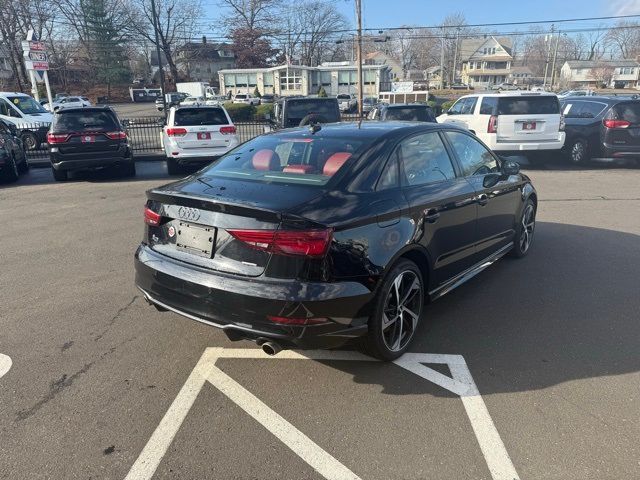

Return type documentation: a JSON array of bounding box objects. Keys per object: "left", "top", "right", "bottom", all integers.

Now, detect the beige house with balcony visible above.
[
  {"left": 460, "top": 36, "right": 513, "bottom": 88},
  {"left": 560, "top": 60, "right": 640, "bottom": 88}
]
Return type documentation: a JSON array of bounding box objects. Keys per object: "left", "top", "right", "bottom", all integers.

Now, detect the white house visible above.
[
  {"left": 218, "top": 62, "right": 392, "bottom": 98},
  {"left": 560, "top": 60, "right": 640, "bottom": 88},
  {"left": 460, "top": 36, "right": 513, "bottom": 88}
]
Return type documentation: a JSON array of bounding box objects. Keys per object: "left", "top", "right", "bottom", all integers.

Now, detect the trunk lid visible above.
[
  {"left": 169, "top": 107, "right": 234, "bottom": 150},
  {"left": 604, "top": 101, "right": 640, "bottom": 147},
  {"left": 496, "top": 95, "right": 561, "bottom": 144}
]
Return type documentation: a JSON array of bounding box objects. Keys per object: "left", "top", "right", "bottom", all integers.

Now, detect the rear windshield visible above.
[
  {"left": 53, "top": 111, "right": 118, "bottom": 132},
  {"left": 385, "top": 106, "right": 435, "bottom": 122},
  {"left": 174, "top": 108, "right": 228, "bottom": 126},
  {"left": 235, "top": 95, "right": 247, "bottom": 99},
  {"left": 497, "top": 96, "right": 559, "bottom": 115},
  {"left": 200, "top": 133, "right": 366, "bottom": 186},
  {"left": 337, "top": 95, "right": 351, "bottom": 99},
  {"left": 285, "top": 100, "right": 338, "bottom": 120},
  {"left": 611, "top": 102, "right": 640, "bottom": 123}
]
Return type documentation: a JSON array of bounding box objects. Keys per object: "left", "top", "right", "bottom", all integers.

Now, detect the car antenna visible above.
[{"left": 309, "top": 123, "right": 321, "bottom": 134}]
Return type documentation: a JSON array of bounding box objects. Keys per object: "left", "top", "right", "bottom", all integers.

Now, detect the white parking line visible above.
[
  {"left": 0, "top": 353, "right": 11, "bottom": 379},
  {"left": 125, "top": 348, "right": 520, "bottom": 480}
]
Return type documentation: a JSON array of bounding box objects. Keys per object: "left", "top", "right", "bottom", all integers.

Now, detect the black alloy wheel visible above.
[{"left": 510, "top": 199, "right": 536, "bottom": 258}]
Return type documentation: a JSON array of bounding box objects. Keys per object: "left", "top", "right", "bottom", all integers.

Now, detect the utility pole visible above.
[
  {"left": 452, "top": 28, "right": 460, "bottom": 86},
  {"left": 543, "top": 24, "right": 554, "bottom": 89},
  {"left": 150, "top": 0, "right": 167, "bottom": 115},
  {"left": 355, "top": 0, "right": 363, "bottom": 119},
  {"left": 550, "top": 31, "right": 561, "bottom": 90},
  {"left": 440, "top": 27, "right": 445, "bottom": 90}
]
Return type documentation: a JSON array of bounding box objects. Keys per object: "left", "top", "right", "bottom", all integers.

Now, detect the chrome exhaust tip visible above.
[{"left": 261, "top": 341, "right": 282, "bottom": 356}]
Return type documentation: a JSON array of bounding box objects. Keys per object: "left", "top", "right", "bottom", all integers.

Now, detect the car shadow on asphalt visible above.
[{"left": 332, "top": 222, "right": 640, "bottom": 397}]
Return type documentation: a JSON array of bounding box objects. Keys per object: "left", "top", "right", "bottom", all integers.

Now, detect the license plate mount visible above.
[
  {"left": 522, "top": 121, "right": 536, "bottom": 131},
  {"left": 81, "top": 135, "right": 96, "bottom": 143},
  {"left": 175, "top": 221, "right": 216, "bottom": 258},
  {"left": 197, "top": 132, "right": 211, "bottom": 140}
]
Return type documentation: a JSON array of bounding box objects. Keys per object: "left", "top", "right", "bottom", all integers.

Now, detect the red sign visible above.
[
  {"left": 27, "top": 61, "right": 49, "bottom": 70},
  {"left": 29, "top": 41, "right": 46, "bottom": 51}
]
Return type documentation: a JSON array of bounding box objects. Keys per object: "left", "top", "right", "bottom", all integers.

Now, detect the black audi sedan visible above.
[{"left": 135, "top": 122, "right": 536, "bottom": 360}]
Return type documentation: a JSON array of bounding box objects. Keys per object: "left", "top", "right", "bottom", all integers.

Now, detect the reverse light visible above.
[
  {"left": 47, "top": 133, "right": 69, "bottom": 144},
  {"left": 266, "top": 315, "right": 329, "bottom": 326},
  {"left": 105, "top": 131, "right": 127, "bottom": 140},
  {"left": 219, "top": 126, "right": 237, "bottom": 134},
  {"left": 166, "top": 127, "right": 187, "bottom": 137},
  {"left": 603, "top": 119, "right": 630, "bottom": 129},
  {"left": 487, "top": 115, "right": 498, "bottom": 134},
  {"left": 144, "top": 206, "right": 161, "bottom": 226},
  {"left": 228, "top": 229, "right": 332, "bottom": 257}
]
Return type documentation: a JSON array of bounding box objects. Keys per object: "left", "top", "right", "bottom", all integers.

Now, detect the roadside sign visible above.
[
  {"left": 21, "top": 40, "right": 46, "bottom": 52},
  {"left": 24, "top": 61, "right": 49, "bottom": 71},
  {"left": 391, "top": 81, "right": 414, "bottom": 93},
  {"left": 28, "top": 51, "right": 48, "bottom": 62}
]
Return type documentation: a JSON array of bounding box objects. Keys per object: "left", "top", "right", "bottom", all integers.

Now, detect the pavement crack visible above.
[
  {"left": 16, "top": 362, "right": 94, "bottom": 421},
  {"left": 94, "top": 295, "right": 140, "bottom": 342}
]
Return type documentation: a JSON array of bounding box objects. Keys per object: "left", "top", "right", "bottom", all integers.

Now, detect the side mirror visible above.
[{"left": 501, "top": 159, "right": 520, "bottom": 176}]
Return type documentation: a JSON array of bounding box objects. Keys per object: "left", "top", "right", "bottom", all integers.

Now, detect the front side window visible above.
[
  {"left": 460, "top": 97, "right": 477, "bottom": 115},
  {"left": 7, "top": 96, "right": 47, "bottom": 115},
  {"left": 447, "top": 98, "right": 465, "bottom": 115},
  {"left": 397, "top": 132, "right": 456, "bottom": 186},
  {"left": 445, "top": 131, "right": 498, "bottom": 177}
]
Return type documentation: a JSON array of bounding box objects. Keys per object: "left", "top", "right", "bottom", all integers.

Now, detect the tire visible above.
[
  {"left": 363, "top": 259, "right": 425, "bottom": 361},
  {"left": 167, "top": 157, "right": 182, "bottom": 175},
  {"left": 1, "top": 155, "right": 19, "bottom": 183},
  {"left": 510, "top": 199, "right": 536, "bottom": 258},
  {"left": 121, "top": 159, "right": 136, "bottom": 177},
  {"left": 567, "top": 138, "right": 588, "bottom": 165},
  {"left": 52, "top": 166, "right": 68, "bottom": 182},
  {"left": 299, "top": 114, "right": 328, "bottom": 127},
  {"left": 21, "top": 132, "right": 39, "bottom": 151}
]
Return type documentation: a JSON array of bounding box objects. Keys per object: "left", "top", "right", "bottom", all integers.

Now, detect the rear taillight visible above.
[
  {"left": 166, "top": 127, "right": 187, "bottom": 137},
  {"left": 266, "top": 315, "right": 329, "bottom": 326},
  {"left": 603, "top": 119, "right": 630, "bottom": 129},
  {"left": 105, "top": 131, "right": 127, "bottom": 140},
  {"left": 144, "top": 206, "right": 161, "bottom": 226},
  {"left": 487, "top": 115, "right": 498, "bottom": 134},
  {"left": 228, "top": 229, "right": 332, "bottom": 257},
  {"left": 219, "top": 126, "right": 237, "bottom": 135},
  {"left": 559, "top": 115, "right": 565, "bottom": 132},
  {"left": 47, "top": 133, "right": 69, "bottom": 144}
]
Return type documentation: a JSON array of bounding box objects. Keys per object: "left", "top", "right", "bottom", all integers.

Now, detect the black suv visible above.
[
  {"left": 367, "top": 103, "right": 437, "bottom": 122},
  {"left": 0, "top": 119, "right": 29, "bottom": 182},
  {"left": 47, "top": 106, "right": 134, "bottom": 181},
  {"left": 560, "top": 95, "right": 640, "bottom": 164},
  {"left": 272, "top": 97, "right": 340, "bottom": 128}
]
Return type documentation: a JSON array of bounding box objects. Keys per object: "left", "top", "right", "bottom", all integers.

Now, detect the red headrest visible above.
[
  {"left": 323, "top": 152, "right": 351, "bottom": 176},
  {"left": 252, "top": 149, "right": 280, "bottom": 171},
  {"left": 283, "top": 164, "right": 316, "bottom": 174}
]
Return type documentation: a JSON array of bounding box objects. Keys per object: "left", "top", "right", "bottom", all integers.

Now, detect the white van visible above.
[
  {"left": 0, "top": 92, "right": 53, "bottom": 150},
  {"left": 437, "top": 92, "right": 565, "bottom": 153}
]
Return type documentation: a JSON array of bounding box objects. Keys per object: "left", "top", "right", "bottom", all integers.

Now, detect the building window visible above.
[
  {"left": 364, "top": 70, "right": 376, "bottom": 85},
  {"left": 280, "top": 68, "right": 302, "bottom": 90},
  {"left": 338, "top": 70, "right": 358, "bottom": 86},
  {"left": 320, "top": 71, "right": 331, "bottom": 86},
  {"left": 248, "top": 73, "right": 257, "bottom": 87},
  {"left": 223, "top": 74, "right": 234, "bottom": 87},
  {"left": 263, "top": 72, "right": 274, "bottom": 87}
]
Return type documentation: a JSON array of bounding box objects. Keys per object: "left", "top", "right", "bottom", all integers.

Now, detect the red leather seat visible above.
[
  {"left": 323, "top": 152, "right": 351, "bottom": 176},
  {"left": 283, "top": 165, "right": 316, "bottom": 174},
  {"left": 252, "top": 149, "right": 281, "bottom": 171}
]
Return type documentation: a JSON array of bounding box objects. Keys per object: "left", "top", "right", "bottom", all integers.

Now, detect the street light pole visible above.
[
  {"left": 150, "top": 0, "right": 167, "bottom": 115},
  {"left": 355, "top": 0, "right": 363, "bottom": 119}
]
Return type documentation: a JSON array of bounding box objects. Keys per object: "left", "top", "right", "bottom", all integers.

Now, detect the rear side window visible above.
[
  {"left": 611, "top": 102, "right": 640, "bottom": 123},
  {"left": 564, "top": 101, "right": 607, "bottom": 119},
  {"left": 384, "top": 107, "right": 435, "bottom": 122},
  {"left": 53, "top": 111, "right": 118, "bottom": 132},
  {"left": 174, "top": 108, "right": 228, "bottom": 126},
  {"left": 498, "top": 96, "right": 559, "bottom": 115},
  {"left": 480, "top": 97, "right": 498, "bottom": 115}
]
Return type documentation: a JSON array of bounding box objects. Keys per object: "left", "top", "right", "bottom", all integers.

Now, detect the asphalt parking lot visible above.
[{"left": 1, "top": 161, "right": 639, "bottom": 479}]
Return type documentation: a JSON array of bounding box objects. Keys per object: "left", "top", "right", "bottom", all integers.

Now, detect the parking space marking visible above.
[
  {"left": 0, "top": 354, "right": 11, "bottom": 379},
  {"left": 125, "top": 348, "right": 520, "bottom": 480}
]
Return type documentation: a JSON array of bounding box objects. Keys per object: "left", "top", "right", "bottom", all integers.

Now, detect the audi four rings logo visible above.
[{"left": 178, "top": 206, "right": 200, "bottom": 221}]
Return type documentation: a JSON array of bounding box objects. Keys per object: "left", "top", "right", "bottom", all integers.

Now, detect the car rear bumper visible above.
[
  {"left": 51, "top": 152, "right": 133, "bottom": 171},
  {"left": 164, "top": 140, "right": 239, "bottom": 160},
  {"left": 134, "top": 244, "right": 373, "bottom": 348},
  {"left": 490, "top": 134, "right": 566, "bottom": 151}
]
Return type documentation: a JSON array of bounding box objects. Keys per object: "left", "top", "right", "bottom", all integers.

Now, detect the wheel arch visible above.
[{"left": 393, "top": 245, "right": 433, "bottom": 295}]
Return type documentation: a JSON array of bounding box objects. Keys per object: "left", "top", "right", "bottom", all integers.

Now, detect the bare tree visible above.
[
  {"left": 585, "top": 28, "right": 606, "bottom": 60},
  {"left": 606, "top": 21, "right": 640, "bottom": 59},
  {"left": 219, "top": 0, "right": 282, "bottom": 33}
]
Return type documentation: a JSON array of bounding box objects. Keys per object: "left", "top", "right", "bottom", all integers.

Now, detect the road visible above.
[{"left": 1, "top": 162, "right": 639, "bottom": 479}]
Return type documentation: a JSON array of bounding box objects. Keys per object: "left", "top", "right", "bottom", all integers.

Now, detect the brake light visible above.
[
  {"left": 144, "top": 206, "right": 161, "bottom": 226},
  {"left": 219, "top": 126, "right": 237, "bottom": 134},
  {"left": 47, "top": 133, "right": 69, "bottom": 144},
  {"left": 603, "top": 119, "right": 630, "bottom": 129},
  {"left": 166, "top": 127, "right": 187, "bottom": 137},
  {"left": 559, "top": 115, "right": 565, "bottom": 132},
  {"left": 487, "top": 115, "right": 498, "bottom": 134},
  {"left": 266, "top": 315, "right": 329, "bottom": 325},
  {"left": 105, "top": 131, "right": 127, "bottom": 140},
  {"left": 228, "top": 229, "right": 332, "bottom": 257}
]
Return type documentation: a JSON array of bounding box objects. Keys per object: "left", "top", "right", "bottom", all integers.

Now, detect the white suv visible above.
[
  {"left": 233, "top": 94, "right": 260, "bottom": 106},
  {"left": 337, "top": 94, "right": 357, "bottom": 112},
  {"left": 161, "top": 105, "right": 240, "bottom": 174},
  {"left": 437, "top": 92, "right": 565, "bottom": 153}
]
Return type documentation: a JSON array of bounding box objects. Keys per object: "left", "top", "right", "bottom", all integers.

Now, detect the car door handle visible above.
[
  {"left": 476, "top": 194, "right": 489, "bottom": 206},
  {"left": 424, "top": 209, "right": 440, "bottom": 223}
]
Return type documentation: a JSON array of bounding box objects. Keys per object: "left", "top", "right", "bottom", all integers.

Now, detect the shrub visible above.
[
  {"left": 224, "top": 102, "right": 256, "bottom": 122},
  {"left": 255, "top": 103, "right": 274, "bottom": 119},
  {"left": 318, "top": 86, "right": 327, "bottom": 97},
  {"left": 253, "top": 86, "right": 261, "bottom": 98}
]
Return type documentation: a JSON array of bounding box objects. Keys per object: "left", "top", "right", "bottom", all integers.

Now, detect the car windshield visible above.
[
  {"left": 53, "top": 111, "right": 118, "bottom": 132},
  {"left": 385, "top": 106, "right": 434, "bottom": 122},
  {"left": 497, "top": 96, "right": 559, "bottom": 115},
  {"left": 8, "top": 96, "right": 48, "bottom": 114},
  {"left": 174, "top": 108, "right": 228, "bottom": 126},
  {"left": 363, "top": 97, "right": 377, "bottom": 105},
  {"left": 199, "top": 133, "right": 366, "bottom": 186}
]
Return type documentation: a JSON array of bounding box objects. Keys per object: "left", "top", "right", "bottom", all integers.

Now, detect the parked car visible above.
[
  {"left": 337, "top": 93, "right": 358, "bottom": 112},
  {"left": 451, "top": 83, "right": 472, "bottom": 90},
  {"left": 436, "top": 92, "right": 565, "bottom": 155},
  {"left": 0, "top": 92, "right": 52, "bottom": 150},
  {"left": 46, "top": 96, "right": 92, "bottom": 112},
  {"left": 156, "top": 92, "right": 189, "bottom": 111},
  {"left": 161, "top": 105, "right": 239, "bottom": 175},
  {"left": 260, "top": 94, "right": 276, "bottom": 104},
  {"left": 362, "top": 96, "right": 378, "bottom": 113},
  {"left": 368, "top": 103, "right": 437, "bottom": 122},
  {"left": 181, "top": 96, "right": 205, "bottom": 106},
  {"left": 557, "top": 89, "right": 595, "bottom": 99},
  {"left": 272, "top": 97, "right": 341, "bottom": 128},
  {"left": 0, "top": 119, "right": 29, "bottom": 182},
  {"left": 233, "top": 93, "right": 260, "bottom": 106},
  {"left": 559, "top": 95, "right": 640, "bottom": 164},
  {"left": 491, "top": 82, "right": 520, "bottom": 91},
  {"left": 47, "top": 106, "right": 134, "bottom": 181},
  {"left": 135, "top": 122, "right": 536, "bottom": 360}
]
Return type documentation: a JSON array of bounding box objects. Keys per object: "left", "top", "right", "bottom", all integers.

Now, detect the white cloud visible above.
[{"left": 608, "top": 0, "right": 640, "bottom": 15}]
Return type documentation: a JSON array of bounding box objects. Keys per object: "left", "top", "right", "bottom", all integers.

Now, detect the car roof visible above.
[
  {"left": 460, "top": 91, "right": 558, "bottom": 98},
  {"left": 54, "top": 106, "right": 115, "bottom": 114},
  {"left": 560, "top": 95, "right": 640, "bottom": 104},
  {"left": 270, "top": 121, "right": 464, "bottom": 140},
  {"left": 384, "top": 103, "right": 431, "bottom": 108}
]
